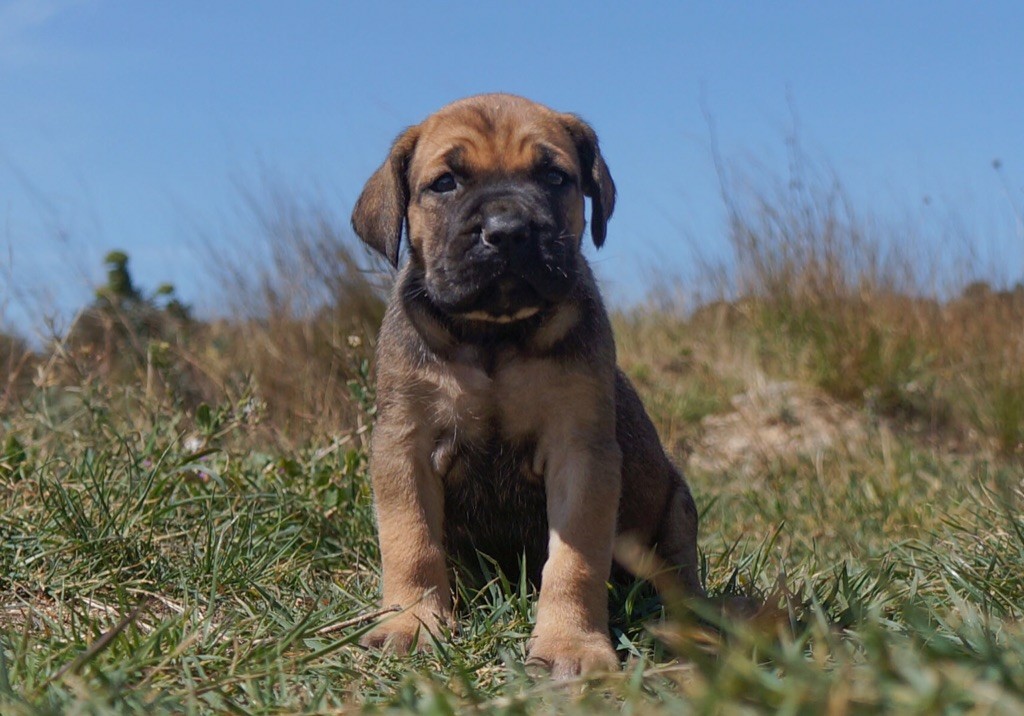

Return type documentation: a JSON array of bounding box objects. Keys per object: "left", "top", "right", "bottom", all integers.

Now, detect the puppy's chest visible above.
[
  {"left": 415, "top": 352, "right": 592, "bottom": 581},
  {"left": 427, "top": 354, "right": 555, "bottom": 448},
  {"left": 431, "top": 379, "right": 550, "bottom": 581},
  {"left": 420, "top": 349, "right": 595, "bottom": 487},
  {"left": 425, "top": 356, "right": 552, "bottom": 523},
  {"left": 440, "top": 430, "right": 549, "bottom": 583}
]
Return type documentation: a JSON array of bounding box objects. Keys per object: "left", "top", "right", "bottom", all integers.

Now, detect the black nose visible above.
[{"left": 481, "top": 210, "right": 530, "bottom": 252}]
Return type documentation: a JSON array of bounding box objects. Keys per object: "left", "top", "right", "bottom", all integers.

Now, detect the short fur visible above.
[{"left": 352, "top": 94, "right": 703, "bottom": 677}]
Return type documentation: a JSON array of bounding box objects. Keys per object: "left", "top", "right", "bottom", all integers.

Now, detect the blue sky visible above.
[{"left": 2, "top": 1, "right": 1023, "bottom": 331}]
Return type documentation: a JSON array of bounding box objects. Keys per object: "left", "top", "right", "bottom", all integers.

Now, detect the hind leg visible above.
[
  {"left": 614, "top": 370, "right": 706, "bottom": 597},
  {"left": 653, "top": 479, "right": 706, "bottom": 598},
  {"left": 656, "top": 480, "right": 763, "bottom": 618}
]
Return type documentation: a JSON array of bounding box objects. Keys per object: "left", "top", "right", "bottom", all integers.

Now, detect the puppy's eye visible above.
[
  {"left": 545, "top": 168, "right": 569, "bottom": 186},
  {"left": 429, "top": 173, "right": 457, "bottom": 193}
]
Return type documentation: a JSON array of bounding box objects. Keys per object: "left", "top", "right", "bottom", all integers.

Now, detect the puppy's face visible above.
[
  {"left": 407, "top": 104, "right": 586, "bottom": 318},
  {"left": 352, "top": 94, "right": 615, "bottom": 322}
]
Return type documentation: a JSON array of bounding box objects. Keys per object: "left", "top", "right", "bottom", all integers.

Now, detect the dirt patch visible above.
[{"left": 687, "top": 379, "right": 868, "bottom": 475}]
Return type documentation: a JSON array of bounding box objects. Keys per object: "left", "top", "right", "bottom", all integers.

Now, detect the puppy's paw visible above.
[
  {"left": 360, "top": 610, "right": 447, "bottom": 655},
  {"left": 526, "top": 631, "right": 619, "bottom": 679}
]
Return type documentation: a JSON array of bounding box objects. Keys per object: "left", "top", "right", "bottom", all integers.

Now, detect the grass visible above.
[
  {"left": 2, "top": 164, "right": 1024, "bottom": 712},
  {"left": 2, "top": 365, "right": 1023, "bottom": 713}
]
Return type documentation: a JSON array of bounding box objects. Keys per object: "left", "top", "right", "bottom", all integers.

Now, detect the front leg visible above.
[
  {"left": 528, "top": 436, "right": 622, "bottom": 678},
  {"left": 361, "top": 421, "right": 451, "bottom": 653}
]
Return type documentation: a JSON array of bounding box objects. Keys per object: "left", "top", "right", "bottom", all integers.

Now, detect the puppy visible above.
[{"left": 351, "top": 94, "right": 703, "bottom": 677}]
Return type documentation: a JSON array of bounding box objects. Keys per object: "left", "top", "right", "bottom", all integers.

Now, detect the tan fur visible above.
[{"left": 351, "top": 94, "right": 703, "bottom": 677}]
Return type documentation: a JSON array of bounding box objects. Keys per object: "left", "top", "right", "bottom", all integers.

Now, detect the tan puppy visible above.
[{"left": 351, "top": 94, "right": 704, "bottom": 677}]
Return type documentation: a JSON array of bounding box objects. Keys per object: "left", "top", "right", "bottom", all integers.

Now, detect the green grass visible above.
[{"left": 2, "top": 368, "right": 1023, "bottom": 714}]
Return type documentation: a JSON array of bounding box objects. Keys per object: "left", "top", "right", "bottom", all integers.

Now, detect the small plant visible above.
[
  {"left": 991, "top": 374, "right": 1024, "bottom": 456},
  {"left": 95, "top": 250, "right": 141, "bottom": 305}
]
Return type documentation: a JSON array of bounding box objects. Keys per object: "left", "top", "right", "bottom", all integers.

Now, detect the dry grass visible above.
[
  {"left": 4, "top": 183, "right": 387, "bottom": 446},
  {"left": 619, "top": 150, "right": 1024, "bottom": 459},
  {"left": 4, "top": 160, "right": 1022, "bottom": 454}
]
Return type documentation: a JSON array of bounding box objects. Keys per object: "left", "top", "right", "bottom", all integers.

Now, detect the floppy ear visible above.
[
  {"left": 561, "top": 115, "right": 616, "bottom": 247},
  {"left": 351, "top": 126, "right": 420, "bottom": 267}
]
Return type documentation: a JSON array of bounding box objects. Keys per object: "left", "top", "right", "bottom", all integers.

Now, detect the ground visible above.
[{"left": 2, "top": 345, "right": 1022, "bottom": 713}]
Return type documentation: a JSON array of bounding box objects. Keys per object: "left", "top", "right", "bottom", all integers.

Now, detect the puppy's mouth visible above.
[
  {"left": 424, "top": 230, "right": 579, "bottom": 325},
  {"left": 457, "top": 306, "right": 541, "bottom": 324},
  {"left": 444, "top": 274, "right": 549, "bottom": 323}
]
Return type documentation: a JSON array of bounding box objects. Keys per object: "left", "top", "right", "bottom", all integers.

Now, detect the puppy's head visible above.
[{"left": 352, "top": 94, "right": 615, "bottom": 322}]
